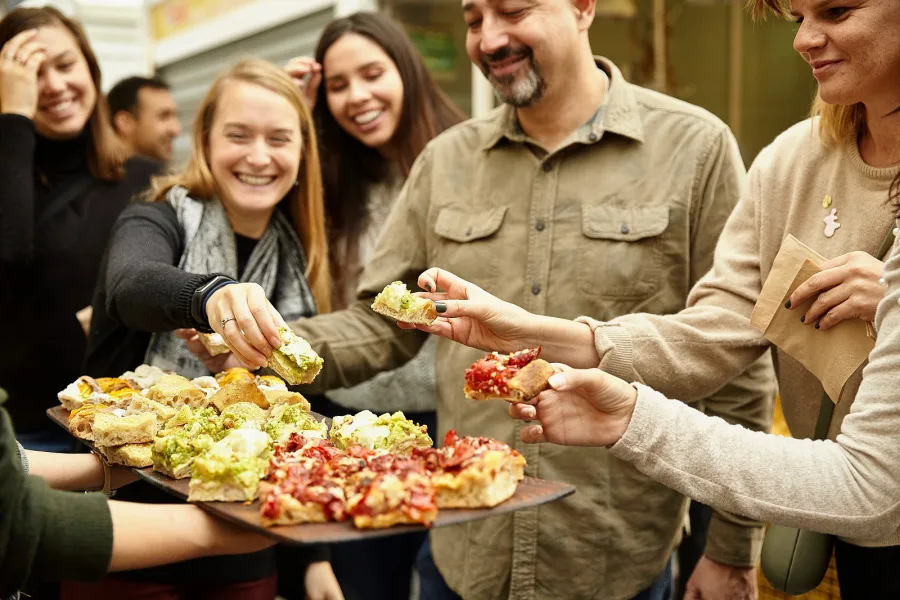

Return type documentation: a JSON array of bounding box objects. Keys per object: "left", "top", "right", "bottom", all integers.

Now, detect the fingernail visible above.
[
  {"left": 435, "top": 302, "right": 447, "bottom": 313},
  {"left": 800, "top": 316, "right": 805, "bottom": 323},
  {"left": 525, "top": 407, "right": 536, "bottom": 419},
  {"left": 784, "top": 300, "right": 792, "bottom": 309},
  {"left": 426, "top": 283, "right": 434, "bottom": 292},
  {"left": 270, "top": 336, "right": 281, "bottom": 347},
  {"left": 815, "top": 322, "right": 821, "bottom": 330},
  {"left": 548, "top": 373, "right": 565, "bottom": 388}
]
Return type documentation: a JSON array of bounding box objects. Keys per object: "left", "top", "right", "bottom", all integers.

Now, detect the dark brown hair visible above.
[
  {"left": 312, "top": 12, "right": 465, "bottom": 299},
  {"left": 0, "top": 6, "right": 125, "bottom": 181}
]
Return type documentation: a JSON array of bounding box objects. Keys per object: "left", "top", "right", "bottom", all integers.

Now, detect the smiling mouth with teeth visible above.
[
  {"left": 353, "top": 109, "right": 383, "bottom": 126},
  {"left": 236, "top": 174, "right": 277, "bottom": 186},
  {"left": 42, "top": 98, "right": 76, "bottom": 116}
]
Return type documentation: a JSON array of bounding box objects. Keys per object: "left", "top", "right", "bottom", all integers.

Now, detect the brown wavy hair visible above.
[
  {"left": 0, "top": 6, "right": 125, "bottom": 181},
  {"left": 151, "top": 58, "right": 332, "bottom": 313}
]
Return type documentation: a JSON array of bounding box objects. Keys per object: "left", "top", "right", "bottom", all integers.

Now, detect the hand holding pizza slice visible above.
[{"left": 464, "top": 347, "right": 555, "bottom": 403}]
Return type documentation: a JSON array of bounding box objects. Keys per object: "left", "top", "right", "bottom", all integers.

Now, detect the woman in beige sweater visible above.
[{"left": 402, "top": 0, "right": 900, "bottom": 595}]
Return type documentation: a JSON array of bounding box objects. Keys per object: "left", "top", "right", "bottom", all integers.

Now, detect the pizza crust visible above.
[
  {"left": 371, "top": 299, "right": 438, "bottom": 326},
  {"left": 464, "top": 358, "right": 555, "bottom": 402}
]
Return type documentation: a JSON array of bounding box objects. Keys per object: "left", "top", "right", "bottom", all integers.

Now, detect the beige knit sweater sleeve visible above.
[
  {"left": 610, "top": 230, "right": 900, "bottom": 545},
  {"left": 580, "top": 156, "right": 771, "bottom": 402}
]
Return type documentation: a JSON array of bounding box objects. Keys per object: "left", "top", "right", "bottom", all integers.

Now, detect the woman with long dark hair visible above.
[
  {"left": 0, "top": 6, "right": 159, "bottom": 451},
  {"left": 282, "top": 12, "right": 466, "bottom": 600}
]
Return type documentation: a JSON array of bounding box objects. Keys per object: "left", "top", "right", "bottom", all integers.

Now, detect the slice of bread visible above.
[
  {"left": 370, "top": 300, "right": 438, "bottom": 326},
  {"left": 464, "top": 358, "right": 555, "bottom": 403},
  {"left": 262, "top": 389, "right": 311, "bottom": 412},
  {"left": 199, "top": 332, "right": 231, "bottom": 356},
  {"left": 210, "top": 379, "right": 269, "bottom": 412},
  {"left": 100, "top": 443, "right": 153, "bottom": 468},
  {"left": 146, "top": 374, "right": 206, "bottom": 408},
  {"left": 92, "top": 411, "right": 159, "bottom": 446},
  {"left": 188, "top": 479, "right": 259, "bottom": 503}
]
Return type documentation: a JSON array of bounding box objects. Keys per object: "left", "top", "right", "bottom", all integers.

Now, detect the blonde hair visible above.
[
  {"left": 745, "top": 0, "right": 866, "bottom": 147},
  {"left": 151, "top": 58, "right": 332, "bottom": 313}
]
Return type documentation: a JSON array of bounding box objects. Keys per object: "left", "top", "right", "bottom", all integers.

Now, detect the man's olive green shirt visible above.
[{"left": 291, "top": 58, "right": 775, "bottom": 600}]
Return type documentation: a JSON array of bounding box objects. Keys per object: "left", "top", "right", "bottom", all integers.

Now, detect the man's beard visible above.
[{"left": 481, "top": 46, "right": 546, "bottom": 108}]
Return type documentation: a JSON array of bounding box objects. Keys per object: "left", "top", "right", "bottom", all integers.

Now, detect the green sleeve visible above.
[{"left": 0, "top": 405, "right": 114, "bottom": 594}]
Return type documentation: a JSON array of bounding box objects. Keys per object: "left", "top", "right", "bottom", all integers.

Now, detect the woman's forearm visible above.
[
  {"left": 25, "top": 451, "right": 104, "bottom": 491},
  {"left": 530, "top": 316, "right": 600, "bottom": 368},
  {"left": 107, "top": 502, "right": 274, "bottom": 572}
]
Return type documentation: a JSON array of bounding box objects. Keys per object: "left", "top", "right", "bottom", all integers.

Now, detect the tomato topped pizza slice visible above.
[
  {"left": 345, "top": 456, "right": 438, "bottom": 529},
  {"left": 463, "top": 347, "right": 555, "bottom": 402},
  {"left": 414, "top": 430, "right": 526, "bottom": 509}
]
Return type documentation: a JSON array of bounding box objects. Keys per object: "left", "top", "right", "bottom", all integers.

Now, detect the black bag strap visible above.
[
  {"left": 812, "top": 393, "right": 834, "bottom": 440},
  {"left": 35, "top": 173, "right": 94, "bottom": 230},
  {"left": 812, "top": 224, "right": 895, "bottom": 440}
]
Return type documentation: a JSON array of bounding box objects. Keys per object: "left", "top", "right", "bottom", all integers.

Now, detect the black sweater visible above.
[
  {"left": 85, "top": 199, "right": 327, "bottom": 585},
  {"left": 0, "top": 114, "right": 160, "bottom": 431}
]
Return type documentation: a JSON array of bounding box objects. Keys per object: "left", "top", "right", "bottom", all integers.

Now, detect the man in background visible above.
[{"left": 107, "top": 76, "right": 182, "bottom": 164}]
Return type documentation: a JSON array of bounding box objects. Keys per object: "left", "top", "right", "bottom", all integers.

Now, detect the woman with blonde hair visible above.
[
  {"left": 78, "top": 58, "right": 340, "bottom": 599},
  {"left": 0, "top": 6, "right": 159, "bottom": 451},
  {"left": 401, "top": 0, "right": 900, "bottom": 596}
]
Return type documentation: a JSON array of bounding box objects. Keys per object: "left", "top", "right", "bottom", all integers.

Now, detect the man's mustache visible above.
[{"left": 482, "top": 46, "right": 532, "bottom": 72}]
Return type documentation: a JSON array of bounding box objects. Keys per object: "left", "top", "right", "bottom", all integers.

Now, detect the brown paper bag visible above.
[{"left": 750, "top": 235, "right": 874, "bottom": 403}]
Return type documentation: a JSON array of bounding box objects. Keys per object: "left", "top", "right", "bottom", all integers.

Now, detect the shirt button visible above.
[
  {"left": 588, "top": 132, "right": 598, "bottom": 142},
  {"left": 542, "top": 162, "right": 552, "bottom": 172},
  {"left": 535, "top": 220, "right": 545, "bottom": 232},
  {"left": 620, "top": 223, "right": 631, "bottom": 234},
  {"left": 531, "top": 284, "right": 541, "bottom": 295}
]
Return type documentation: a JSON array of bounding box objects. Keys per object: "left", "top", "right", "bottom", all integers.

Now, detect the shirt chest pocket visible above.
[
  {"left": 577, "top": 204, "right": 669, "bottom": 298},
  {"left": 432, "top": 206, "right": 507, "bottom": 284}
]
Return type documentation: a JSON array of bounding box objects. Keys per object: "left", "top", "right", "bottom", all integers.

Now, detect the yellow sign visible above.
[{"left": 151, "top": 0, "right": 256, "bottom": 40}]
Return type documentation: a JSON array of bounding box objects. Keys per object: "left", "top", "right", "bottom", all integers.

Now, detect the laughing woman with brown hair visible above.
[{"left": 0, "top": 6, "right": 159, "bottom": 451}]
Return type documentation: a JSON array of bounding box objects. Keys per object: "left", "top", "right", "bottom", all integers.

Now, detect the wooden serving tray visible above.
[{"left": 48, "top": 405, "right": 575, "bottom": 544}]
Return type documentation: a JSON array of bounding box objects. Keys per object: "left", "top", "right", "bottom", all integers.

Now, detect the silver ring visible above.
[{"left": 220, "top": 316, "right": 236, "bottom": 328}]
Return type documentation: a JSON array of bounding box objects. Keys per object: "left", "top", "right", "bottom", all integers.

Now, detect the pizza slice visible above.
[
  {"left": 264, "top": 403, "right": 327, "bottom": 444},
  {"left": 152, "top": 427, "right": 216, "bottom": 479},
  {"left": 260, "top": 434, "right": 349, "bottom": 525},
  {"left": 198, "top": 332, "right": 231, "bottom": 356},
  {"left": 92, "top": 409, "right": 159, "bottom": 447},
  {"left": 345, "top": 457, "right": 438, "bottom": 529},
  {"left": 146, "top": 374, "right": 207, "bottom": 408},
  {"left": 68, "top": 402, "right": 110, "bottom": 441},
  {"left": 98, "top": 443, "right": 153, "bottom": 468},
  {"left": 371, "top": 281, "right": 437, "bottom": 325},
  {"left": 463, "top": 347, "right": 555, "bottom": 402},
  {"left": 210, "top": 379, "right": 269, "bottom": 412},
  {"left": 329, "top": 410, "right": 432, "bottom": 456},
  {"left": 188, "top": 428, "right": 271, "bottom": 502},
  {"left": 414, "top": 430, "right": 526, "bottom": 509},
  {"left": 268, "top": 328, "right": 323, "bottom": 385},
  {"left": 58, "top": 376, "right": 111, "bottom": 411}
]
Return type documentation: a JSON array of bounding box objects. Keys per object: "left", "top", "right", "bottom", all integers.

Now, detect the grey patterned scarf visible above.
[{"left": 145, "top": 186, "right": 317, "bottom": 378}]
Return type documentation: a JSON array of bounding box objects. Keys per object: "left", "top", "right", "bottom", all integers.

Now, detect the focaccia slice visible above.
[
  {"left": 99, "top": 443, "right": 153, "bottom": 468},
  {"left": 371, "top": 281, "right": 437, "bottom": 325},
  {"left": 210, "top": 379, "right": 269, "bottom": 412},
  {"left": 199, "top": 332, "right": 230, "bottom": 356},
  {"left": 268, "top": 328, "right": 323, "bottom": 385},
  {"left": 146, "top": 374, "right": 206, "bottom": 408},
  {"left": 92, "top": 410, "right": 159, "bottom": 447}
]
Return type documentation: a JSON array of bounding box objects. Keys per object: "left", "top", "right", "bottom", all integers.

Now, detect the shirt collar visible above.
[{"left": 483, "top": 56, "right": 646, "bottom": 150}]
